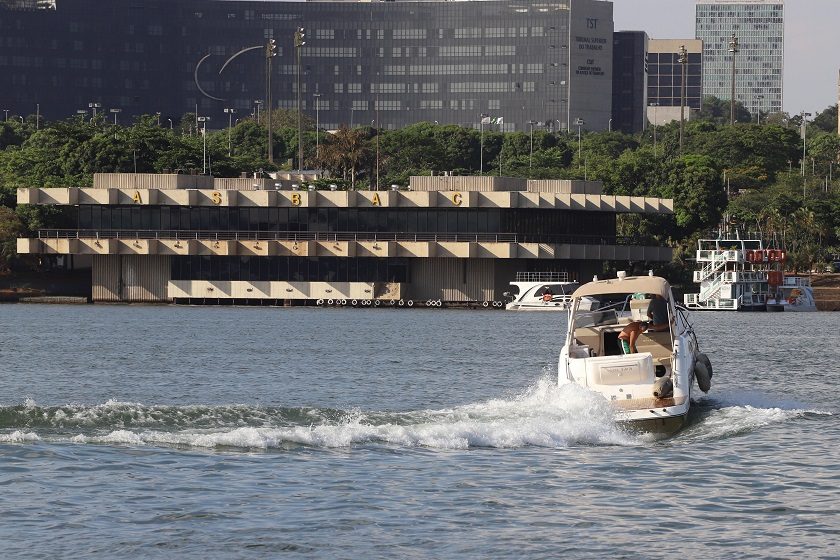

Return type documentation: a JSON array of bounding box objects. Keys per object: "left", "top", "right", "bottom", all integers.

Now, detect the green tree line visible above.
[{"left": 1, "top": 97, "right": 839, "bottom": 277}]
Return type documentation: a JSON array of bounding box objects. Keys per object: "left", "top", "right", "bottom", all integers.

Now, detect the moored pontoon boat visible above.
[{"left": 505, "top": 272, "right": 579, "bottom": 311}]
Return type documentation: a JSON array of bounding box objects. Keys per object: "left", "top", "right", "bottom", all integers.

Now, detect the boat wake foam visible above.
[
  {"left": 1, "top": 379, "right": 638, "bottom": 450},
  {"left": 677, "top": 391, "right": 832, "bottom": 442}
]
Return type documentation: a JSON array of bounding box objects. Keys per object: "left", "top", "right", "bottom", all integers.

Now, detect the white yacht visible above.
[
  {"left": 684, "top": 237, "right": 816, "bottom": 311},
  {"left": 559, "top": 273, "right": 712, "bottom": 434},
  {"left": 505, "top": 272, "right": 579, "bottom": 311}
]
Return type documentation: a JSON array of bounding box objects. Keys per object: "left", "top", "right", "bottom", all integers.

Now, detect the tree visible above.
[
  {"left": 657, "top": 155, "right": 726, "bottom": 238},
  {"left": 698, "top": 95, "right": 752, "bottom": 125},
  {"left": 0, "top": 206, "right": 23, "bottom": 272},
  {"left": 317, "top": 125, "right": 372, "bottom": 189},
  {"left": 812, "top": 105, "right": 838, "bottom": 133}
]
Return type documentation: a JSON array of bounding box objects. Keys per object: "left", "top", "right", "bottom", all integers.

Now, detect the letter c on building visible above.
[{"left": 452, "top": 192, "right": 463, "bottom": 206}]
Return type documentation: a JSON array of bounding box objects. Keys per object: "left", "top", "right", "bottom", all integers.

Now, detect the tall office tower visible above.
[
  {"left": 695, "top": 0, "right": 784, "bottom": 116},
  {"left": 612, "top": 31, "right": 648, "bottom": 134}
]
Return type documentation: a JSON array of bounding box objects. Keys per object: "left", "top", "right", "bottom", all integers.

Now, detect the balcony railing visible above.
[{"left": 34, "top": 229, "right": 646, "bottom": 246}]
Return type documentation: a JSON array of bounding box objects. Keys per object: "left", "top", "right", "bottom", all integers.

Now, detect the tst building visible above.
[
  {"left": 695, "top": 0, "right": 784, "bottom": 116},
  {"left": 0, "top": 0, "right": 615, "bottom": 132}
]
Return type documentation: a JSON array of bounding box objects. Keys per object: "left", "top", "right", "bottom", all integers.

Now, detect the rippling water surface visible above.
[{"left": 2, "top": 304, "right": 839, "bottom": 558}]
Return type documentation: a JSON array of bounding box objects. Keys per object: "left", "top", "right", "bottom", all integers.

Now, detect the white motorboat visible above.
[
  {"left": 505, "top": 272, "right": 579, "bottom": 311},
  {"left": 559, "top": 273, "right": 712, "bottom": 434}
]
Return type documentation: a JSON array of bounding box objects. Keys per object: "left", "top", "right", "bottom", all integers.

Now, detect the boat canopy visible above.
[{"left": 572, "top": 276, "right": 672, "bottom": 299}]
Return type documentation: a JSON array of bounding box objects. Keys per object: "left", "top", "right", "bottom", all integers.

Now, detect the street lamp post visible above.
[
  {"left": 224, "top": 108, "right": 236, "bottom": 156},
  {"left": 294, "top": 27, "right": 306, "bottom": 172},
  {"left": 3, "top": 109, "right": 8, "bottom": 121},
  {"left": 88, "top": 102, "right": 101, "bottom": 121},
  {"left": 313, "top": 93, "right": 321, "bottom": 164},
  {"left": 801, "top": 111, "right": 812, "bottom": 177},
  {"left": 574, "top": 118, "right": 584, "bottom": 168},
  {"left": 76, "top": 109, "right": 87, "bottom": 123},
  {"left": 756, "top": 95, "right": 764, "bottom": 124},
  {"left": 678, "top": 44, "right": 688, "bottom": 154},
  {"left": 266, "top": 38, "right": 277, "bottom": 163},
  {"left": 110, "top": 108, "right": 121, "bottom": 126},
  {"left": 527, "top": 120, "right": 537, "bottom": 171},
  {"left": 479, "top": 113, "right": 488, "bottom": 174},
  {"left": 254, "top": 99, "right": 262, "bottom": 123},
  {"left": 372, "top": 119, "right": 380, "bottom": 191},
  {"left": 198, "top": 116, "right": 210, "bottom": 174},
  {"left": 649, "top": 103, "right": 659, "bottom": 156},
  {"left": 167, "top": 118, "right": 173, "bottom": 130},
  {"left": 729, "top": 34, "right": 739, "bottom": 126}
]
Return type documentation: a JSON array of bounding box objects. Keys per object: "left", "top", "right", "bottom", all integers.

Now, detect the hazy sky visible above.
[{"left": 611, "top": 0, "right": 839, "bottom": 115}]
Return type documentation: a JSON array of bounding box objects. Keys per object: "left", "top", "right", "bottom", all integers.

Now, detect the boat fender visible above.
[
  {"left": 351, "top": 299, "right": 358, "bottom": 306},
  {"left": 340, "top": 299, "right": 347, "bottom": 306},
  {"left": 398, "top": 299, "right": 404, "bottom": 306},
  {"left": 374, "top": 299, "right": 381, "bottom": 306},
  {"left": 653, "top": 376, "right": 673, "bottom": 399},
  {"left": 694, "top": 360, "right": 712, "bottom": 393},
  {"left": 407, "top": 300, "right": 414, "bottom": 307},
  {"left": 482, "top": 301, "right": 489, "bottom": 308},
  {"left": 697, "top": 352, "right": 713, "bottom": 379},
  {"left": 435, "top": 299, "right": 442, "bottom": 307},
  {"left": 327, "top": 299, "right": 334, "bottom": 305},
  {"left": 316, "top": 299, "right": 324, "bottom": 306}
]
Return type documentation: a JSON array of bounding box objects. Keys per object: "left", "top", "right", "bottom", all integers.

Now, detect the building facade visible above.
[
  {"left": 17, "top": 174, "right": 673, "bottom": 305},
  {"left": 647, "top": 39, "right": 703, "bottom": 114},
  {"left": 695, "top": 0, "right": 784, "bottom": 115},
  {"left": 611, "top": 31, "right": 648, "bottom": 134},
  {"left": 0, "top": 0, "right": 615, "bottom": 132}
]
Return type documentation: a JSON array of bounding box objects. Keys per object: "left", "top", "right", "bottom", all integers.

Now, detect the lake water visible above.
[{"left": 1, "top": 305, "right": 839, "bottom": 559}]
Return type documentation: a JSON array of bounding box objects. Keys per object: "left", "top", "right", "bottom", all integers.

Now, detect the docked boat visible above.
[
  {"left": 559, "top": 273, "right": 712, "bottom": 434},
  {"left": 504, "top": 272, "right": 579, "bottom": 311},
  {"left": 684, "top": 237, "right": 816, "bottom": 311}
]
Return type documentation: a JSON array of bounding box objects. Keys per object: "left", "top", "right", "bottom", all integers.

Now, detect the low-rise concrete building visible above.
[{"left": 17, "top": 173, "right": 674, "bottom": 305}]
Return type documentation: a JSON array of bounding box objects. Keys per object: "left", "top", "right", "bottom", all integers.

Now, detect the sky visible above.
[{"left": 611, "top": 0, "right": 840, "bottom": 116}]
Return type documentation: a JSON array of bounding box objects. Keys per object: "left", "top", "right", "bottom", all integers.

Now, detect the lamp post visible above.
[
  {"left": 649, "top": 103, "right": 659, "bottom": 156},
  {"left": 756, "top": 95, "right": 764, "bottom": 124},
  {"left": 479, "top": 113, "right": 488, "bottom": 174},
  {"left": 294, "top": 27, "right": 306, "bottom": 172},
  {"left": 266, "top": 38, "right": 277, "bottom": 163},
  {"left": 372, "top": 119, "right": 380, "bottom": 191},
  {"left": 110, "top": 108, "right": 121, "bottom": 126},
  {"left": 224, "top": 108, "right": 236, "bottom": 156},
  {"left": 88, "top": 102, "right": 101, "bottom": 120},
  {"left": 678, "top": 44, "right": 687, "bottom": 154},
  {"left": 76, "top": 109, "right": 87, "bottom": 123},
  {"left": 313, "top": 93, "right": 321, "bottom": 164},
  {"left": 167, "top": 118, "right": 173, "bottom": 130},
  {"left": 608, "top": 118, "right": 612, "bottom": 132},
  {"left": 3, "top": 109, "right": 8, "bottom": 121},
  {"left": 197, "top": 116, "right": 210, "bottom": 174},
  {"left": 254, "top": 99, "right": 262, "bottom": 123},
  {"left": 574, "top": 117, "right": 584, "bottom": 168},
  {"left": 801, "top": 111, "right": 812, "bottom": 177},
  {"left": 527, "top": 120, "right": 537, "bottom": 171},
  {"left": 729, "top": 34, "right": 739, "bottom": 126}
]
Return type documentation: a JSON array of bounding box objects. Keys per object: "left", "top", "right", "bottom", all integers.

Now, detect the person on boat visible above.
[
  {"left": 618, "top": 293, "right": 669, "bottom": 354},
  {"left": 542, "top": 286, "right": 553, "bottom": 302}
]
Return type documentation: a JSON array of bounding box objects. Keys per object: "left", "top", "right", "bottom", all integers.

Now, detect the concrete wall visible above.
[
  {"left": 409, "top": 257, "right": 496, "bottom": 302},
  {"left": 92, "top": 255, "right": 171, "bottom": 302}
]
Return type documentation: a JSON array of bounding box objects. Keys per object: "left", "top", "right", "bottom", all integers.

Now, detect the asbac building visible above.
[
  {"left": 17, "top": 174, "right": 673, "bottom": 305},
  {"left": 0, "top": 0, "right": 615, "bottom": 132}
]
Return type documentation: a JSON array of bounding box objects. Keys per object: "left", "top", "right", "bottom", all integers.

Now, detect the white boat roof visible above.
[{"left": 572, "top": 276, "right": 671, "bottom": 299}]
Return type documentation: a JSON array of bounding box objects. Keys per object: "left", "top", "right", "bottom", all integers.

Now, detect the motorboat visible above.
[
  {"left": 558, "top": 272, "right": 712, "bottom": 435},
  {"left": 684, "top": 236, "right": 816, "bottom": 312},
  {"left": 505, "top": 272, "right": 579, "bottom": 311}
]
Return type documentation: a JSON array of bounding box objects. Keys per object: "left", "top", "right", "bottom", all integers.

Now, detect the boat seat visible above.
[
  {"left": 635, "top": 330, "right": 672, "bottom": 362},
  {"left": 574, "top": 327, "right": 602, "bottom": 357},
  {"left": 630, "top": 298, "right": 651, "bottom": 321}
]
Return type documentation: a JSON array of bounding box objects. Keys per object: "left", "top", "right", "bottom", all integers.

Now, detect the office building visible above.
[
  {"left": 17, "top": 174, "right": 673, "bottom": 304},
  {"left": 0, "top": 0, "right": 615, "bottom": 132},
  {"left": 695, "top": 0, "right": 784, "bottom": 115},
  {"left": 612, "top": 31, "right": 648, "bottom": 134}
]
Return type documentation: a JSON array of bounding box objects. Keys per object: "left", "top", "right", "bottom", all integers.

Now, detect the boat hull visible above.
[{"left": 620, "top": 413, "right": 688, "bottom": 436}]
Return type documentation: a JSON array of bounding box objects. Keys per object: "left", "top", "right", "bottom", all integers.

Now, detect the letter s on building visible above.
[{"left": 211, "top": 191, "right": 222, "bottom": 205}]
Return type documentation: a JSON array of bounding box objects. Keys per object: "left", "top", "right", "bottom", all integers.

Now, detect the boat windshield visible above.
[{"left": 571, "top": 295, "right": 630, "bottom": 329}]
